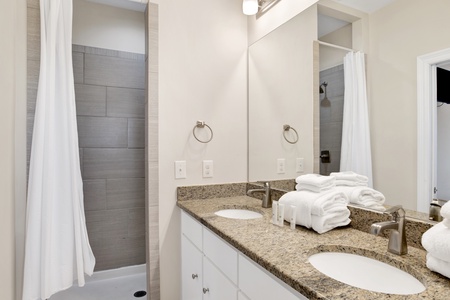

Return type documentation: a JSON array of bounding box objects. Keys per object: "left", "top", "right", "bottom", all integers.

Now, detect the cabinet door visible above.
[
  {"left": 203, "top": 257, "right": 238, "bottom": 300},
  {"left": 239, "top": 254, "right": 307, "bottom": 300},
  {"left": 182, "top": 236, "right": 203, "bottom": 300}
]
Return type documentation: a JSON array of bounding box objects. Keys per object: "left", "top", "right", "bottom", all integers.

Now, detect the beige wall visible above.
[
  {"left": 158, "top": 0, "right": 248, "bottom": 298},
  {"left": 0, "top": 0, "right": 27, "bottom": 299},
  {"left": 248, "top": 5, "right": 317, "bottom": 181},
  {"left": 368, "top": 0, "right": 450, "bottom": 210},
  {"left": 248, "top": 0, "right": 318, "bottom": 45},
  {"left": 319, "top": 24, "right": 352, "bottom": 71},
  {"left": 73, "top": 0, "right": 146, "bottom": 54}
]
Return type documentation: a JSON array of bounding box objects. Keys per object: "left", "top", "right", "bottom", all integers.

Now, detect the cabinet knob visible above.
[
  {"left": 191, "top": 274, "right": 198, "bottom": 279},
  {"left": 203, "top": 288, "right": 209, "bottom": 294}
]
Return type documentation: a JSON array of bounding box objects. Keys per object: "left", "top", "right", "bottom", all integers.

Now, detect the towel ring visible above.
[
  {"left": 283, "top": 124, "right": 299, "bottom": 144},
  {"left": 193, "top": 120, "right": 213, "bottom": 143}
]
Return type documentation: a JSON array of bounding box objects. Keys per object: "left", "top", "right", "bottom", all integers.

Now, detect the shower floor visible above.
[{"left": 49, "top": 264, "right": 147, "bottom": 300}]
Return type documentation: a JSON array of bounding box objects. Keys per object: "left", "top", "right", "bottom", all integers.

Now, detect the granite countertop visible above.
[{"left": 177, "top": 195, "right": 450, "bottom": 300}]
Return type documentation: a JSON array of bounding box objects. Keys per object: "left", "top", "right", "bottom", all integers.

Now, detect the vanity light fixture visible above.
[
  {"left": 243, "top": 0, "right": 258, "bottom": 15},
  {"left": 243, "top": 0, "right": 281, "bottom": 18}
]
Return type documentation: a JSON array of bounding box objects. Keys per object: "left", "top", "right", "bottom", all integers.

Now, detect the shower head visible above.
[
  {"left": 319, "top": 82, "right": 327, "bottom": 94},
  {"left": 319, "top": 82, "right": 330, "bottom": 107}
]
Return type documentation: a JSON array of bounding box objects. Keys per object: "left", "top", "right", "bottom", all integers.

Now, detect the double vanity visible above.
[{"left": 177, "top": 183, "right": 450, "bottom": 300}]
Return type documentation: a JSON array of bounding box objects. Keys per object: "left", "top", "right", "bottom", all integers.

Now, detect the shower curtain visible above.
[
  {"left": 22, "top": 0, "right": 95, "bottom": 299},
  {"left": 340, "top": 51, "right": 373, "bottom": 187}
]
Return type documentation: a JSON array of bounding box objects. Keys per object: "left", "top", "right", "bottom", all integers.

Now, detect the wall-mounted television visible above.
[{"left": 437, "top": 67, "right": 450, "bottom": 104}]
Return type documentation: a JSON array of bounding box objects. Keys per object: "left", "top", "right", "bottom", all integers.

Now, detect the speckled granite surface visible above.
[{"left": 177, "top": 194, "right": 450, "bottom": 300}]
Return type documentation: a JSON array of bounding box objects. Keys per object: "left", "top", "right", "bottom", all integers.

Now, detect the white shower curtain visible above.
[
  {"left": 340, "top": 52, "right": 373, "bottom": 187},
  {"left": 22, "top": 0, "right": 95, "bottom": 299}
]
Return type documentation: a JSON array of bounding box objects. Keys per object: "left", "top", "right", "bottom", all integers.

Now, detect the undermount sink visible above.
[
  {"left": 308, "top": 252, "right": 425, "bottom": 295},
  {"left": 214, "top": 209, "right": 263, "bottom": 220}
]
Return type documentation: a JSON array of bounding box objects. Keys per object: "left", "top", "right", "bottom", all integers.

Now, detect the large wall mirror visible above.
[{"left": 248, "top": 0, "right": 450, "bottom": 215}]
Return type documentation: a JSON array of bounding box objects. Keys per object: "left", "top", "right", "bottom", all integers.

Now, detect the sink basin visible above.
[
  {"left": 308, "top": 252, "right": 425, "bottom": 295},
  {"left": 214, "top": 209, "right": 263, "bottom": 220}
]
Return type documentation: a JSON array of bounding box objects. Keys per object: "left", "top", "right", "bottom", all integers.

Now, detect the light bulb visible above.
[{"left": 243, "top": 0, "right": 258, "bottom": 16}]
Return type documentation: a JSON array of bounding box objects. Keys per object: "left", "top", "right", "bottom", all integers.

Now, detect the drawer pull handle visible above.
[
  {"left": 192, "top": 274, "right": 198, "bottom": 279},
  {"left": 203, "top": 288, "right": 209, "bottom": 294}
]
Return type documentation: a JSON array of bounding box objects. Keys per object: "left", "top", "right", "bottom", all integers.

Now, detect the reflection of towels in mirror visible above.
[
  {"left": 335, "top": 186, "right": 385, "bottom": 211},
  {"left": 295, "top": 173, "right": 335, "bottom": 193},
  {"left": 330, "top": 171, "right": 368, "bottom": 186}
]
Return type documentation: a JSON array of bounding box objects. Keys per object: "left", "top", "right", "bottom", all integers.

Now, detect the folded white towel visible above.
[
  {"left": 441, "top": 201, "right": 450, "bottom": 219},
  {"left": 330, "top": 171, "right": 368, "bottom": 186},
  {"left": 295, "top": 174, "right": 335, "bottom": 193},
  {"left": 334, "top": 186, "right": 386, "bottom": 211},
  {"left": 295, "top": 182, "right": 335, "bottom": 193},
  {"left": 426, "top": 253, "right": 450, "bottom": 279},
  {"left": 421, "top": 222, "right": 450, "bottom": 262},
  {"left": 279, "top": 190, "right": 350, "bottom": 234}
]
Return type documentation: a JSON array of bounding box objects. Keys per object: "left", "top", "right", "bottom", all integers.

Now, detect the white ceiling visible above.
[
  {"left": 330, "top": 0, "right": 397, "bottom": 14},
  {"left": 84, "top": 0, "right": 147, "bottom": 12}
]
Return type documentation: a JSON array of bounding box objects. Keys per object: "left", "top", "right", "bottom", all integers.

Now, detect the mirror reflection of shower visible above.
[{"left": 319, "top": 82, "right": 331, "bottom": 107}]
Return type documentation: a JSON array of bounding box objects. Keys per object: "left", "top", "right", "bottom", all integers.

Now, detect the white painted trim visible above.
[{"left": 417, "top": 47, "right": 450, "bottom": 212}]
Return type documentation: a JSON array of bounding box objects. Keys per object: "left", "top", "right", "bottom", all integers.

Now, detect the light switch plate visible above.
[
  {"left": 296, "top": 158, "right": 304, "bottom": 173},
  {"left": 203, "top": 160, "right": 213, "bottom": 178},
  {"left": 175, "top": 161, "right": 186, "bottom": 179},
  {"left": 277, "top": 158, "right": 285, "bottom": 174}
]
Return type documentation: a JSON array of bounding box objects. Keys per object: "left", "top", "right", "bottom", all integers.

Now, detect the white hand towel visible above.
[
  {"left": 330, "top": 171, "right": 368, "bottom": 186},
  {"left": 421, "top": 222, "right": 450, "bottom": 262},
  {"left": 426, "top": 253, "right": 450, "bottom": 279},
  {"left": 295, "top": 174, "right": 335, "bottom": 193},
  {"left": 334, "top": 186, "right": 386, "bottom": 211},
  {"left": 440, "top": 201, "right": 450, "bottom": 219},
  {"left": 279, "top": 190, "right": 351, "bottom": 234},
  {"left": 443, "top": 218, "right": 450, "bottom": 228}
]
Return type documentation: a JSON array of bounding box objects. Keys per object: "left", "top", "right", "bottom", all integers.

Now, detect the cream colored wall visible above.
[
  {"left": 248, "top": 0, "right": 318, "bottom": 45},
  {"left": 1, "top": 0, "right": 27, "bottom": 299},
  {"left": 73, "top": 0, "right": 145, "bottom": 54},
  {"left": 158, "top": 0, "right": 247, "bottom": 298},
  {"left": 319, "top": 24, "right": 352, "bottom": 71},
  {"left": 248, "top": 5, "right": 318, "bottom": 181},
  {"left": 368, "top": 0, "right": 450, "bottom": 210}
]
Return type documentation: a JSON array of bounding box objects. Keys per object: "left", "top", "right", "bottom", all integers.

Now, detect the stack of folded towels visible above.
[
  {"left": 279, "top": 174, "right": 351, "bottom": 234},
  {"left": 422, "top": 201, "right": 450, "bottom": 278},
  {"left": 330, "top": 171, "right": 386, "bottom": 211}
]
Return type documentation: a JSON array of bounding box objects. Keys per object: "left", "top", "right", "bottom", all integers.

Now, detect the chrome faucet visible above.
[
  {"left": 247, "top": 182, "right": 272, "bottom": 208},
  {"left": 370, "top": 205, "right": 407, "bottom": 255}
]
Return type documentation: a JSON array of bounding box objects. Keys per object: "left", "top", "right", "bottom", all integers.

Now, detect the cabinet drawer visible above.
[
  {"left": 238, "top": 254, "right": 307, "bottom": 300},
  {"left": 203, "top": 228, "right": 238, "bottom": 285},
  {"left": 181, "top": 211, "right": 203, "bottom": 251}
]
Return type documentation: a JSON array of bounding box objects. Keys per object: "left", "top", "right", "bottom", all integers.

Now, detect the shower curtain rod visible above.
[{"left": 317, "top": 40, "right": 356, "bottom": 53}]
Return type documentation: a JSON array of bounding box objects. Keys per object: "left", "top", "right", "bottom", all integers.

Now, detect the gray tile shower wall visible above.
[
  {"left": 320, "top": 64, "right": 344, "bottom": 175},
  {"left": 73, "top": 45, "right": 146, "bottom": 271}
]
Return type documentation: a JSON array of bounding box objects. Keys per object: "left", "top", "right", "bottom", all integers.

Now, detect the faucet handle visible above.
[
  {"left": 256, "top": 181, "right": 270, "bottom": 188},
  {"left": 384, "top": 205, "right": 405, "bottom": 220}
]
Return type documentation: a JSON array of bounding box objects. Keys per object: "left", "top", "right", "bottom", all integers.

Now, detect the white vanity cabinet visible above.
[
  {"left": 181, "top": 211, "right": 238, "bottom": 300},
  {"left": 181, "top": 211, "right": 307, "bottom": 300},
  {"left": 238, "top": 254, "right": 308, "bottom": 300}
]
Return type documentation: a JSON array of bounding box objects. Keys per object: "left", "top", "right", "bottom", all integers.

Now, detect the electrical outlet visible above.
[
  {"left": 175, "top": 161, "right": 186, "bottom": 179},
  {"left": 203, "top": 160, "right": 213, "bottom": 178},
  {"left": 277, "top": 158, "right": 285, "bottom": 174},
  {"left": 296, "top": 158, "right": 304, "bottom": 173}
]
